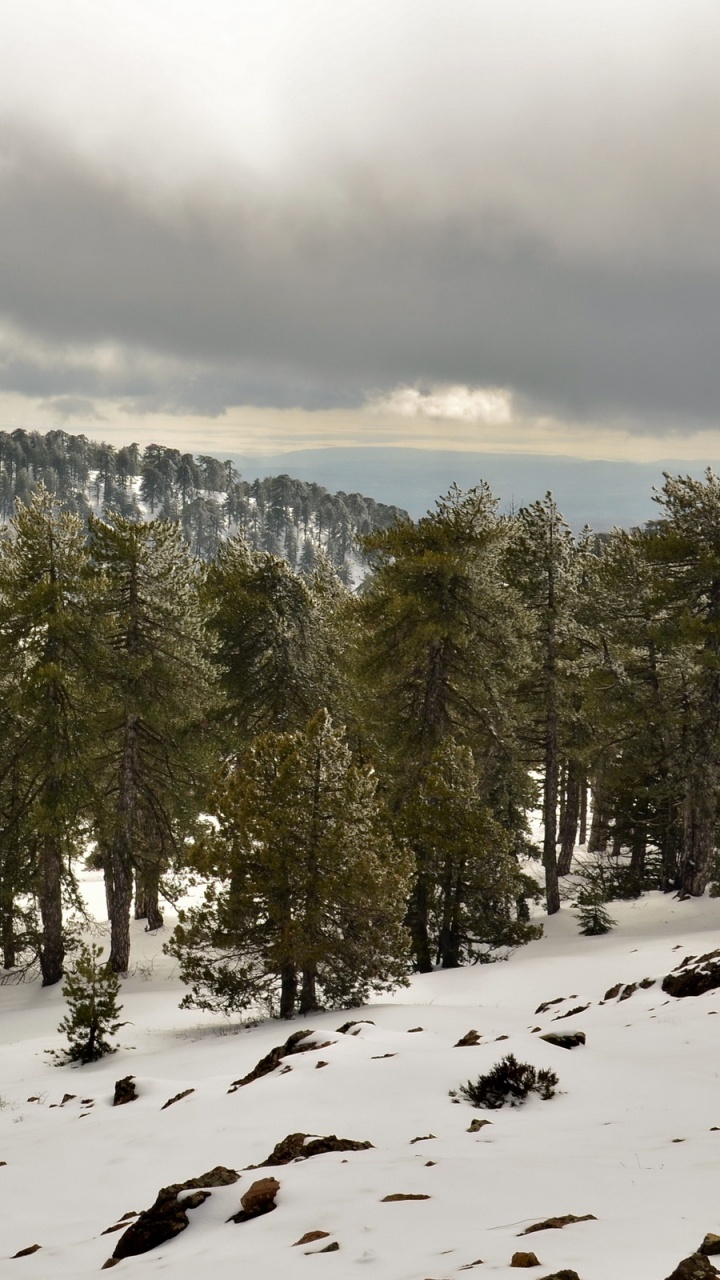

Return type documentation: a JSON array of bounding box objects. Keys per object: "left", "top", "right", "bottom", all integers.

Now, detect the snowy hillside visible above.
[{"left": 2, "top": 889, "right": 720, "bottom": 1278}]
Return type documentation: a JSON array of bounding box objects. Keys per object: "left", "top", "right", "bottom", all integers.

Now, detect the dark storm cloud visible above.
[{"left": 1, "top": 124, "right": 720, "bottom": 427}]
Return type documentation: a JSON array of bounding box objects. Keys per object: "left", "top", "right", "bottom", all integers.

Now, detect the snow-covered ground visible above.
[{"left": 2, "top": 885, "right": 720, "bottom": 1278}]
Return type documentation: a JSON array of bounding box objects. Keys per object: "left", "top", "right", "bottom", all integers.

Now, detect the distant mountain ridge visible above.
[{"left": 0, "top": 429, "right": 408, "bottom": 583}]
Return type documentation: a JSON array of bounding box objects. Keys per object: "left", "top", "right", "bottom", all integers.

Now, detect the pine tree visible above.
[
  {"left": 167, "top": 711, "right": 412, "bottom": 1018},
  {"left": 0, "top": 489, "right": 97, "bottom": 984},
  {"left": 53, "top": 943, "right": 125, "bottom": 1064},
  {"left": 357, "top": 485, "right": 531, "bottom": 969},
  {"left": 89, "top": 514, "right": 214, "bottom": 973}
]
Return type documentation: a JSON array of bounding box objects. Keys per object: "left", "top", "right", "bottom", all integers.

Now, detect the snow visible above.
[{"left": 2, "top": 888, "right": 720, "bottom": 1277}]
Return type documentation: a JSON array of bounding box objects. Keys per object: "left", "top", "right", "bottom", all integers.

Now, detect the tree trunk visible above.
[
  {"left": 558, "top": 759, "right": 581, "bottom": 875},
  {"left": 279, "top": 962, "right": 297, "bottom": 1018},
  {"left": 680, "top": 766, "right": 718, "bottom": 896},
  {"left": 299, "top": 967, "right": 318, "bottom": 1014},
  {"left": 135, "top": 865, "right": 163, "bottom": 930},
  {"left": 578, "top": 778, "right": 588, "bottom": 845},
  {"left": 436, "top": 858, "right": 461, "bottom": 968},
  {"left": 0, "top": 865, "right": 16, "bottom": 969},
  {"left": 588, "top": 783, "right": 611, "bottom": 853},
  {"left": 407, "top": 868, "right": 433, "bottom": 971},
  {"left": 39, "top": 835, "right": 64, "bottom": 986},
  {"left": 107, "top": 714, "right": 139, "bottom": 973},
  {"left": 543, "top": 567, "right": 560, "bottom": 916}
]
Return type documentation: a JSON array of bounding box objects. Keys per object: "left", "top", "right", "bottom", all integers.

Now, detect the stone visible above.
[
  {"left": 161, "top": 1088, "right": 194, "bottom": 1110},
  {"left": 519, "top": 1214, "right": 596, "bottom": 1235},
  {"left": 228, "top": 1177, "right": 280, "bottom": 1223},
  {"left": 534, "top": 997, "right": 567, "bottom": 1014},
  {"left": 336, "top": 1020, "right": 375, "bottom": 1034},
  {"left": 228, "top": 1030, "right": 328, "bottom": 1090},
  {"left": 11, "top": 1244, "right": 41, "bottom": 1258},
  {"left": 410, "top": 1134, "right": 436, "bottom": 1144},
  {"left": 664, "top": 1253, "right": 720, "bottom": 1279},
  {"left": 552, "top": 1004, "right": 590, "bottom": 1020},
  {"left": 455, "top": 1030, "right": 482, "bottom": 1047},
  {"left": 539, "top": 1272, "right": 581, "bottom": 1279},
  {"left": 293, "top": 1231, "right": 330, "bottom": 1247},
  {"left": 538, "top": 1033, "right": 586, "bottom": 1050},
  {"left": 663, "top": 951, "right": 720, "bottom": 999},
  {"left": 511, "top": 1251, "right": 541, "bottom": 1267},
  {"left": 467, "top": 1119, "right": 492, "bottom": 1133},
  {"left": 311, "top": 1242, "right": 340, "bottom": 1253},
  {"left": 408, "top": 1026, "right": 424, "bottom": 1032},
  {"left": 112, "top": 1077, "right": 137, "bottom": 1107},
  {"left": 701, "top": 1237, "right": 720, "bottom": 1257},
  {"left": 111, "top": 1167, "right": 239, "bottom": 1259},
  {"left": 381, "top": 1193, "right": 431, "bottom": 1201},
  {"left": 251, "top": 1132, "right": 373, "bottom": 1168}
]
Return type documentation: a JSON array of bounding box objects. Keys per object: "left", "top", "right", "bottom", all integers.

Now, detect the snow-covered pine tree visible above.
[
  {"left": 167, "top": 710, "right": 412, "bottom": 1018},
  {"left": 89, "top": 514, "right": 215, "bottom": 973}
]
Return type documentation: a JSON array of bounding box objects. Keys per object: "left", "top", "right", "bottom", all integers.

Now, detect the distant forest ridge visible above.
[{"left": 0, "top": 429, "right": 408, "bottom": 581}]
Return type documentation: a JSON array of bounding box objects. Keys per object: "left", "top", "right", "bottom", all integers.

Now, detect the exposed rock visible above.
[
  {"left": 229, "top": 1030, "right": 330, "bottom": 1090},
  {"left": 663, "top": 951, "right": 720, "bottom": 999},
  {"left": 60, "top": 1093, "right": 76, "bottom": 1105},
  {"left": 228, "top": 1177, "right": 280, "bottom": 1223},
  {"left": 293, "top": 1231, "right": 330, "bottom": 1246},
  {"left": 11, "top": 1244, "right": 41, "bottom": 1257},
  {"left": 408, "top": 1026, "right": 424, "bottom": 1032},
  {"left": 310, "top": 1242, "right": 340, "bottom": 1253},
  {"left": 161, "top": 1088, "right": 195, "bottom": 1110},
  {"left": 603, "top": 983, "right": 622, "bottom": 1000},
  {"left": 539, "top": 1033, "right": 586, "bottom": 1050},
  {"left": 701, "top": 1236, "right": 720, "bottom": 1257},
  {"left": 467, "top": 1118, "right": 492, "bottom": 1133},
  {"left": 511, "top": 1251, "right": 541, "bottom": 1267},
  {"left": 459, "top": 1260, "right": 485, "bottom": 1270},
  {"left": 534, "top": 997, "right": 568, "bottom": 1014},
  {"left": 112, "top": 1077, "right": 137, "bottom": 1106},
  {"left": 410, "top": 1134, "right": 436, "bottom": 1144},
  {"left": 664, "top": 1252, "right": 720, "bottom": 1279},
  {"left": 519, "top": 1214, "right": 596, "bottom": 1235},
  {"left": 336, "top": 1020, "right": 375, "bottom": 1034},
  {"left": 111, "top": 1167, "right": 239, "bottom": 1259},
  {"left": 552, "top": 1004, "right": 590, "bottom": 1020},
  {"left": 455, "top": 1030, "right": 482, "bottom": 1047},
  {"left": 371, "top": 1053, "right": 396, "bottom": 1059},
  {"left": 250, "top": 1133, "right": 374, "bottom": 1168},
  {"left": 381, "top": 1193, "right": 431, "bottom": 1201},
  {"left": 538, "top": 1272, "right": 581, "bottom": 1279}
]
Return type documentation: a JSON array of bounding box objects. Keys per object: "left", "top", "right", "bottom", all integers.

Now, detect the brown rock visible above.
[
  {"left": 552, "top": 1004, "right": 590, "bottom": 1020},
  {"left": 112, "top": 1077, "right": 137, "bottom": 1106},
  {"left": 12, "top": 1244, "right": 41, "bottom": 1258},
  {"left": 664, "top": 1253, "right": 720, "bottom": 1279},
  {"left": 408, "top": 1026, "right": 424, "bottom": 1032},
  {"left": 538, "top": 1033, "right": 586, "bottom": 1050},
  {"left": 538, "top": 1272, "right": 581, "bottom": 1279},
  {"left": 467, "top": 1118, "right": 492, "bottom": 1133},
  {"left": 700, "top": 1235, "right": 720, "bottom": 1256},
  {"left": 311, "top": 1242, "right": 340, "bottom": 1253},
  {"left": 161, "top": 1088, "right": 195, "bottom": 1110},
  {"left": 251, "top": 1132, "right": 373, "bottom": 1167},
  {"left": 663, "top": 951, "right": 720, "bottom": 999},
  {"left": 519, "top": 1214, "right": 596, "bottom": 1235},
  {"left": 293, "top": 1231, "right": 330, "bottom": 1246},
  {"left": 511, "top": 1252, "right": 541, "bottom": 1267},
  {"left": 229, "top": 1029, "right": 333, "bottom": 1090},
  {"left": 229, "top": 1177, "right": 280, "bottom": 1223},
  {"left": 111, "top": 1167, "right": 238, "bottom": 1259},
  {"left": 410, "top": 1134, "right": 436, "bottom": 1144},
  {"left": 381, "top": 1193, "right": 431, "bottom": 1201},
  {"left": 336, "top": 1020, "right": 375, "bottom": 1033},
  {"left": 455, "top": 1030, "right": 482, "bottom": 1047},
  {"left": 534, "top": 997, "right": 567, "bottom": 1014}
]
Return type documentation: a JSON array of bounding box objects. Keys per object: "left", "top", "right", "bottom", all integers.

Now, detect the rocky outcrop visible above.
[
  {"left": 455, "top": 1029, "right": 482, "bottom": 1046},
  {"left": 519, "top": 1214, "right": 595, "bottom": 1235},
  {"left": 110, "top": 1166, "right": 239, "bottom": 1260},
  {"left": 664, "top": 1253, "right": 720, "bottom": 1279},
  {"left": 250, "top": 1133, "right": 373, "bottom": 1168},
  {"left": 662, "top": 951, "right": 720, "bottom": 999},
  {"left": 538, "top": 1033, "right": 586, "bottom": 1050},
  {"left": 511, "top": 1251, "right": 541, "bottom": 1267},
  {"left": 228, "top": 1030, "right": 330, "bottom": 1090},
  {"left": 112, "top": 1077, "right": 137, "bottom": 1106}
]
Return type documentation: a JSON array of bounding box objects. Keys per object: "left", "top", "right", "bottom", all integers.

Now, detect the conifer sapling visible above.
[{"left": 53, "top": 943, "right": 126, "bottom": 1065}]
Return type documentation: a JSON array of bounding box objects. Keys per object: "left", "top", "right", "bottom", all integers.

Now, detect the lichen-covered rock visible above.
[
  {"left": 228, "top": 1177, "right": 280, "bottom": 1223},
  {"left": 511, "top": 1251, "right": 541, "bottom": 1267},
  {"left": 663, "top": 951, "right": 720, "bottom": 999},
  {"left": 251, "top": 1132, "right": 373, "bottom": 1167},
  {"left": 519, "top": 1213, "right": 595, "bottom": 1235},
  {"left": 700, "top": 1235, "right": 720, "bottom": 1256},
  {"left": 455, "top": 1029, "right": 482, "bottom": 1046}
]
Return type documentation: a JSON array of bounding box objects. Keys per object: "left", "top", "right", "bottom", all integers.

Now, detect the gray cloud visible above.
[{"left": 1, "top": 0, "right": 720, "bottom": 440}]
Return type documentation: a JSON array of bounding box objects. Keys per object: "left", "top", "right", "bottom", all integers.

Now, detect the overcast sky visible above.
[{"left": 2, "top": 0, "right": 720, "bottom": 461}]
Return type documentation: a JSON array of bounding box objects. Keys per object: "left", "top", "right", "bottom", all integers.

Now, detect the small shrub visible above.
[
  {"left": 458, "top": 1053, "right": 558, "bottom": 1109},
  {"left": 51, "top": 943, "right": 126, "bottom": 1066}
]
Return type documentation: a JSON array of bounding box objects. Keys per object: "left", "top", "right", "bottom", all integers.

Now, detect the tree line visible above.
[
  {"left": 0, "top": 428, "right": 406, "bottom": 575},
  {"left": 2, "top": 470, "right": 720, "bottom": 1016}
]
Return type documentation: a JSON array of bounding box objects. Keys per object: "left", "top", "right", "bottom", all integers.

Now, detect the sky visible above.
[{"left": 2, "top": 0, "right": 720, "bottom": 465}]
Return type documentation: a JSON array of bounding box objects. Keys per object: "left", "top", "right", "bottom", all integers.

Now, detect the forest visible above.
[{"left": 1, "top": 428, "right": 720, "bottom": 1021}]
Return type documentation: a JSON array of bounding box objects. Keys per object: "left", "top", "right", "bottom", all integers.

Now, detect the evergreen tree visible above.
[
  {"left": 53, "top": 943, "right": 125, "bottom": 1064},
  {"left": 0, "top": 489, "right": 97, "bottom": 984},
  {"left": 357, "top": 485, "right": 530, "bottom": 969},
  {"left": 167, "top": 711, "right": 412, "bottom": 1018},
  {"left": 89, "top": 514, "right": 214, "bottom": 973}
]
